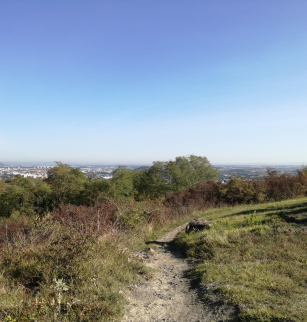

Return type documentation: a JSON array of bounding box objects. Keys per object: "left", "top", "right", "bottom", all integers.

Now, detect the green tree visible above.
[
  {"left": 297, "top": 165, "right": 307, "bottom": 176},
  {"left": 134, "top": 162, "right": 169, "bottom": 199},
  {"left": 45, "top": 162, "right": 88, "bottom": 205},
  {"left": 0, "top": 176, "right": 51, "bottom": 217},
  {"left": 109, "top": 166, "right": 136, "bottom": 200},
  {"left": 134, "top": 155, "right": 218, "bottom": 199},
  {"left": 166, "top": 155, "right": 218, "bottom": 192},
  {"left": 80, "top": 175, "right": 111, "bottom": 205}
]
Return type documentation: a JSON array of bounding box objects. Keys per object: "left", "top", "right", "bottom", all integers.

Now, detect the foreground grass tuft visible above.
[{"left": 173, "top": 197, "right": 307, "bottom": 322}]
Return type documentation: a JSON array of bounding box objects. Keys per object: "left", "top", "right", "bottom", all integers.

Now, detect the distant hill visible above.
[{"left": 0, "top": 163, "right": 7, "bottom": 167}]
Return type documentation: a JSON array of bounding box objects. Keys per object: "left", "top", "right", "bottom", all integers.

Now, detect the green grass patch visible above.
[{"left": 173, "top": 197, "right": 307, "bottom": 321}]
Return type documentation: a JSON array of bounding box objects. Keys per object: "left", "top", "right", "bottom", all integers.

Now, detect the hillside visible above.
[
  {"left": 174, "top": 198, "right": 307, "bottom": 321},
  {"left": 0, "top": 158, "right": 307, "bottom": 321}
]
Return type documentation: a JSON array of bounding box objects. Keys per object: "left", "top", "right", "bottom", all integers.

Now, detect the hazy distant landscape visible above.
[{"left": 0, "top": 161, "right": 302, "bottom": 181}]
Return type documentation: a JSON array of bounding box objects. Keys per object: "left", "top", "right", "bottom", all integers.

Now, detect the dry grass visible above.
[{"left": 0, "top": 216, "right": 151, "bottom": 321}]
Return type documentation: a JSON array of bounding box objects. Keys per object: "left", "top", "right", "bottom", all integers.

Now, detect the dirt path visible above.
[{"left": 121, "top": 223, "right": 238, "bottom": 322}]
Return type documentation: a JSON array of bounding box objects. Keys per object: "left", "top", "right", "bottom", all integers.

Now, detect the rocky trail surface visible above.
[{"left": 121, "top": 223, "right": 238, "bottom": 322}]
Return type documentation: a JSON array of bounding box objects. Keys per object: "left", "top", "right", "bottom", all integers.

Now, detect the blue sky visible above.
[{"left": 1, "top": 1, "right": 306, "bottom": 165}]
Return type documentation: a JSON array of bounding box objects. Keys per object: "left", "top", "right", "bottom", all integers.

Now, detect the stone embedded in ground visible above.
[
  {"left": 185, "top": 219, "right": 212, "bottom": 233},
  {"left": 274, "top": 226, "right": 298, "bottom": 234}
]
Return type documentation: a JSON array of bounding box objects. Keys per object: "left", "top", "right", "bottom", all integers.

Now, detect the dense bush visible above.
[
  {"left": 164, "top": 173, "right": 307, "bottom": 209},
  {"left": 0, "top": 216, "right": 31, "bottom": 249},
  {"left": 264, "top": 172, "right": 307, "bottom": 201},
  {"left": 0, "top": 176, "right": 52, "bottom": 218},
  {"left": 164, "top": 180, "right": 224, "bottom": 209},
  {"left": 51, "top": 202, "right": 118, "bottom": 236}
]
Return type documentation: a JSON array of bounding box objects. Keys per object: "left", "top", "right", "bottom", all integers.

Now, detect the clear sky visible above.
[{"left": 1, "top": 1, "right": 306, "bottom": 165}]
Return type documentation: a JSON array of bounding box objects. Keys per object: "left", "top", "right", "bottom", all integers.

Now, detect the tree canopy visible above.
[
  {"left": 45, "top": 162, "right": 88, "bottom": 205},
  {"left": 134, "top": 155, "right": 218, "bottom": 199}
]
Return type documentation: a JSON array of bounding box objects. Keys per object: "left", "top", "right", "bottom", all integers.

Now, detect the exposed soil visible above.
[{"left": 121, "top": 223, "right": 239, "bottom": 322}]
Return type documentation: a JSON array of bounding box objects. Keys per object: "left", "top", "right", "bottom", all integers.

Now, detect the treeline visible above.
[
  {"left": 1, "top": 156, "right": 307, "bottom": 225},
  {"left": 0, "top": 155, "right": 218, "bottom": 218},
  {"left": 1, "top": 155, "right": 307, "bottom": 240}
]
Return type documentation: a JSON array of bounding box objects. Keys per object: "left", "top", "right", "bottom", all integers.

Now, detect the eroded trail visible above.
[{"left": 121, "top": 223, "right": 237, "bottom": 322}]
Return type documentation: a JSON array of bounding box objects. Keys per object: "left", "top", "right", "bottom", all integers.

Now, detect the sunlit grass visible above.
[{"left": 173, "top": 197, "right": 307, "bottom": 321}]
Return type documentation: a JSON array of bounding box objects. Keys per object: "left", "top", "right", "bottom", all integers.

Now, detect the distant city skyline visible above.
[
  {"left": 0, "top": 161, "right": 305, "bottom": 167},
  {"left": 1, "top": 1, "right": 306, "bottom": 165},
  {"left": 0, "top": 162, "right": 302, "bottom": 183}
]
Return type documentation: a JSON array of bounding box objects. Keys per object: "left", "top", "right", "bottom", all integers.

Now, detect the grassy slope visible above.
[
  {"left": 1, "top": 198, "right": 307, "bottom": 321},
  {"left": 173, "top": 197, "right": 307, "bottom": 321}
]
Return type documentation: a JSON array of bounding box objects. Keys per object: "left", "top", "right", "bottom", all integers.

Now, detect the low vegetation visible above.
[
  {"left": 174, "top": 198, "right": 307, "bottom": 321},
  {"left": 0, "top": 213, "right": 153, "bottom": 321},
  {"left": 0, "top": 156, "right": 306, "bottom": 321}
]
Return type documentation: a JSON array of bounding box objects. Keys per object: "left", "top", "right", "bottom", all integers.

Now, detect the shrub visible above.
[
  {"left": 164, "top": 180, "right": 223, "bottom": 209},
  {"left": 221, "top": 177, "right": 265, "bottom": 205},
  {"left": 164, "top": 173, "right": 307, "bottom": 211},
  {"left": 0, "top": 216, "right": 94, "bottom": 290},
  {"left": 51, "top": 202, "right": 118, "bottom": 236},
  {"left": 264, "top": 173, "right": 305, "bottom": 201}
]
